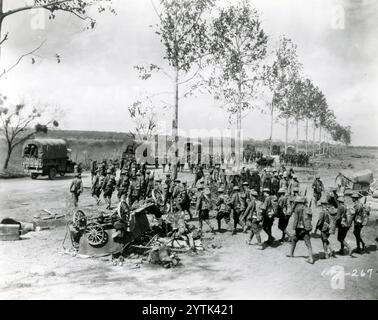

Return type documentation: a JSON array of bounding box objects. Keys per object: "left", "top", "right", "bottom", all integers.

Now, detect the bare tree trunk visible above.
[
  {"left": 172, "top": 67, "right": 179, "bottom": 180},
  {"left": 269, "top": 102, "right": 273, "bottom": 155},
  {"left": 318, "top": 125, "right": 322, "bottom": 154},
  {"left": 236, "top": 99, "right": 242, "bottom": 170},
  {"left": 295, "top": 118, "right": 299, "bottom": 153},
  {"left": 236, "top": 83, "right": 242, "bottom": 170},
  {"left": 305, "top": 118, "right": 308, "bottom": 154},
  {"left": 312, "top": 120, "right": 316, "bottom": 156},
  {"left": 3, "top": 142, "right": 12, "bottom": 170},
  {"left": 285, "top": 117, "right": 289, "bottom": 153}
]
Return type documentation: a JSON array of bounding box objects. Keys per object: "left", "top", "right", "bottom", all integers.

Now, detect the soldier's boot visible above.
[
  {"left": 217, "top": 220, "right": 222, "bottom": 232},
  {"left": 286, "top": 241, "right": 296, "bottom": 258}
]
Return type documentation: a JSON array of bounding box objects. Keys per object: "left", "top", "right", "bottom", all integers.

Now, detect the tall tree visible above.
[
  {"left": 207, "top": 0, "right": 268, "bottom": 168},
  {"left": 264, "top": 36, "right": 302, "bottom": 155},
  {"left": 136, "top": 0, "right": 212, "bottom": 178},
  {"left": 0, "top": 94, "right": 59, "bottom": 169}
]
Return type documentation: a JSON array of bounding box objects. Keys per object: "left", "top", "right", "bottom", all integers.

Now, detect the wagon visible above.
[{"left": 335, "top": 169, "right": 375, "bottom": 196}]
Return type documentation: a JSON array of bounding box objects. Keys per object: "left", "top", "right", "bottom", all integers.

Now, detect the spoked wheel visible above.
[
  {"left": 85, "top": 222, "right": 107, "bottom": 247},
  {"left": 73, "top": 210, "right": 87, "bottom": 228}
]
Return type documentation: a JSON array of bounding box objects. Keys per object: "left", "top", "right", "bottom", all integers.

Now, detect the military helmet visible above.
[
  {"left": 242, "top": 182, "right": 249, "bottom": 186},
  {"left": 233, "top": 186, "right": 240, "bottom": 191},
  {"left": 174, "top": 179, "right": 181, "bottom": 183},
  {"left": 278, "top": 188, "right": 285, "bottom": 194},
  {"left": 351, "top": 193, "right": 361, "bottom": 199},
  {"left": 106, "top": 169, "right": 111, "bottom": 174},
  {"left": 250, "top": 190, "right": 258, "bottom": 197},
  {"left": 337, "top": 196, "right": 345, "bottom": 203},
  {"left": 155, "top": 178, "right": 162, "bottom": 183},
  {"left": 320, "top": 197, "right": 328, "bottom": 204},
  {"left": 197, "top": 185, "right": 204, "bottom": 190},
  {"left": 271, "top": 195, "right": 278, "bottom": 202},
  {"left": 263, "top": 187, "right": 270, "bottom": 193},
  {"left": 218, "top": 188, "right": 224, "bottom": 193},
  {"left": 294, "top": 196, "right": 305, "bottom": 203}
]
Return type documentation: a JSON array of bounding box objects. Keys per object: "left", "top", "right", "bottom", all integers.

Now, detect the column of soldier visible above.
[{"left": 72, "top": 159, "right": 370, "bottom": 265}]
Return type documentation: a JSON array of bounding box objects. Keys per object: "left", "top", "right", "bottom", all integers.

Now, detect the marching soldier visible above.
[
  {"left": 103, "top": 169, "right": 116, "bottom": 210},
  {"left": 286, "top": 196, "right": 314, "bottom": 264},
  {"left": 230, "top": 186, "right": 245, "bottom": 235},
  {"left": 215, "top": 187, "right": 231, "bottom": 231},
  {"left": 315, "top": 197, "right": 335, "bottom": 258},
  {"left": 288, "top": 174, "right": 300, "bottom": 196},
  {"left": 260, "top": 188, "right": 276, "bottom": 244},
  {"left": 351, "top": 193, "right": 368, "bottom": 253},
  {"left": 91, "top": 169, "right": 105, "bottom": 204},
  {"left": 335, "top": 196, "right": 353, "bottom": 256},
  {"left": 250, "top": 169, "right": 261, "bottom": 196},
  {"left": 116, "top": 169, "right": 130, "bottom": 201},
  {"left": 127, "top": 174, "right": 142, "bottom": 207},
  {"left": 312, "top": 174, "right": 324, "bottom": 206},
  {"left": 246, "top": 190, "right": 263, "bottom": 248},
  {"left": 70, "top": 173, "right": 83, "bottom": 207},
  {"left": 271, "top": 172, "right": 280, "bottom": 196},
  {"left": 279, "top": 171, "right": 289, "bottom": 194},
  {"left": 195, "top": 188, "right": 215, "bottom": 233},
  {"left": 277, "top": 188, "right": 291, "bottom": 242}
]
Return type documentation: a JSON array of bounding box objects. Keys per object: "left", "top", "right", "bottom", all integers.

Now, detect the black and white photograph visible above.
[{"left": 0, "top": 0, "right": 377, "bottom": 302}]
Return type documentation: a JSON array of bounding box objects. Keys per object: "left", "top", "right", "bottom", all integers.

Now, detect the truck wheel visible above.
[
  {"left": 59, "top": 172, "right": 65, "bottom": 177},
  {"left": 31, "top": 173, "right": 38, "bottom": 180},
  {"left": 48, "top": 168, "right": 57, "bottom": 180}
]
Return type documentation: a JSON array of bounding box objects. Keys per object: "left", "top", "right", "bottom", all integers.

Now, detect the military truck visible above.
[{"left": 22, "top": 138, "right": 76, "bottom": 179}]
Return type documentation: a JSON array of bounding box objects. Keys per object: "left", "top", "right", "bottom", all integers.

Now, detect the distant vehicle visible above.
[{"left": 22, "top": 138, "right": 76, "bottom": 180}]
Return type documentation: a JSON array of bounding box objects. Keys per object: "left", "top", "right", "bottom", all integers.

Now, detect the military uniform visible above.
[
  {"left": 70, "top": 175, "right": 83, "bottom": 207},
  {"left": 335, "top": 198, "right": 353, "bottom": 256},
  {"left": 117, "top": 174, "right": 130, "bottom": 201},
  {"left": 312, "top": 177, "right": 324, "bottom": 204},
  {"left": 215, "top": 189, "right": 231, "bottom": 231},
  {"left": 287, "top": 197, "right": 314, "bottom": 264},
  {"left": 277, "top": 190, "right": 290, "bottom": 241},
  {"left": 195, "top": 189, "right": 214, "bottom": 232},
  {"left": 230, "top": 187, "right": 244, "bottom": 234},
  {"left": 91, "top": 171, "right": 105, "bottom": 203},
  {"left": 103, "top": 171, "right": 116, "bottom": 209},
  {"left": 315, "top": 199, "right": 334, "bottom": 258},
  {"left": 352, "top": 194, "right": 367, "bottom": 252}
]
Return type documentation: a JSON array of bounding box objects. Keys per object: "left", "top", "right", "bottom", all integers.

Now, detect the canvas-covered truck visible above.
[{"left": 22, "top": 138, "right": 76, "bottom": 180}]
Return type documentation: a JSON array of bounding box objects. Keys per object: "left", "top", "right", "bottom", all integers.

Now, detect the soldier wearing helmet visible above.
[
  {"left": 102, "top": 168, "right": 116, "bottom": 210},
  {"left": 315, "top": 197, "right": 335, "bottom": 258},
  {"left": 288, "top": 174, "right": 300, "bottom": 196},
  {"left": 215, "top": 187, "right": 231, "bottom": 231},
  {"left": 230, "top": 185, "right": 245, "bottom": 235},
  {"left": 312, "top": 174, "right": 324, "bottom": 205},
  {"left": 335, "top": 196, "right": 353, "bottom": 256},
  {"left": 277, "top": 187, "right": 290, "bottom": 242},
  {"left": 116, "top": 169, "right": 130, "bottom": 202},
  {"left": 351, "top": 192, "right": 367, "bottom": 253},
  {"left": 244, "top": 190, "right": 263, "bottom": 248},
  {"left": 287, "top": 196, "right": 314, "bottom": 264},
  {"left": 195, "top": 188, "right": 215, "bottom": 233},
  {"left": 70, "top": 173, "right": 83, "bottom": 207}
]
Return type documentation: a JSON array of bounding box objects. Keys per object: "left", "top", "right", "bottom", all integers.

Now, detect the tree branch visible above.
[
  {"left": 3, "top": 0, "right": 73, "bottom": 18},
  {"left": 0, "top": 40, "right": 46, "bottom": 79}
]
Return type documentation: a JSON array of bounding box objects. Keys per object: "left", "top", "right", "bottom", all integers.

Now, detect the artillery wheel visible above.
[
  {"left": 73, "top": 210, "right": 87, "bottom": 228},
  {"left": 85, "top": 222, "right": 107, "bottom": 246}
]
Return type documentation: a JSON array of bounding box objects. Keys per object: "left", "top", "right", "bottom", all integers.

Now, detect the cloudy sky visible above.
[{"left": 0, "top": 0, "right": 377, "bottom": 146}]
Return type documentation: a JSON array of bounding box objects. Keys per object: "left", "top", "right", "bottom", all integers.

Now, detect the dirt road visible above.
[{"left": 0, "top": 152, "right": 377, "bottom": 300}]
